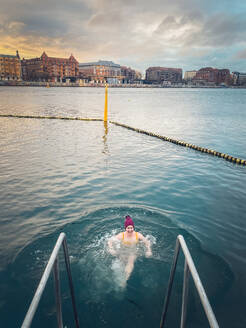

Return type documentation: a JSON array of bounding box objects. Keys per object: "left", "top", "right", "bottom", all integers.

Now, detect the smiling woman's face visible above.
[{"left": 125, "top": 225, "right": 134, "bottom": 233}]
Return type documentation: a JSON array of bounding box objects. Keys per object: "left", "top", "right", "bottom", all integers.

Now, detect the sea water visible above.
[{"left": 0, "top": 87, "right": 246, "bottom": 327}]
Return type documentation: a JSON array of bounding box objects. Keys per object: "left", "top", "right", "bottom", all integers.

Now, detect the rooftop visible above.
[
  {"left": 79, "top": 60, "right": 120, "bottom": 68},
  {"left": 0, "top": 54, "right": 18, "bottom": 58}
]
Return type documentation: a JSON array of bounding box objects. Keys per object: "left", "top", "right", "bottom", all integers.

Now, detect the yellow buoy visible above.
[{"left": 104, "top": 84, "right": 108, "bottom": 122}]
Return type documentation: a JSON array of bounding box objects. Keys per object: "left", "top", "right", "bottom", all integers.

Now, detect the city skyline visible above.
[{"left": 0, "top": 0, "right": 246, "bottom": 74}]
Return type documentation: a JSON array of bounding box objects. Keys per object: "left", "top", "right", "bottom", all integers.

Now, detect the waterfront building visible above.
[
  {"left": 21, "top": 56, "right": 46, "bottom": 81},
  {"left": 79, "top": 60, "right": 141, "bottom": 84},
  {"left": 120, "top": 66, "right": 142, "bottom": 83},
  {"left": 193, "top": 67, "right": 231, "bottom": 85},
  {"left": 232, "top": 72, "right": 246, "bottom": 85},
  {"left": 0, "top": 51, "right": 21, "bottom": 81},
  {"left": 21, "top": 52, "right": 79, "bottom": 82},
  {"left": 238, "top": 73, "right": 246, "bottom": 85},
  {"left": 217, "top": 69, "right": 232, "bottom": 85},
  {"left": 79, "top": 60, "right": 123, "bottom": 84},
  {"left": 135, "top": 71, "right": 142, "bottom": 81},
  {"left": 193, "top": 67, "right": 217, "bottom": 84},
  {"left": 145, "top": 67, "right": 182, "bottom": 84},
  {"left": 184, "top": 70, "right": 197, "bottom": 81}
]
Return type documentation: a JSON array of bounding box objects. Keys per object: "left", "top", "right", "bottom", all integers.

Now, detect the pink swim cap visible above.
[{"left": 124, "top": 215, "right": 134, "bottom": 228}]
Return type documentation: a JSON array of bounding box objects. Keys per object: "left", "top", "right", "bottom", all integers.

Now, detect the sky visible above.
[{"left": 0, "top": 0, "right": 246, "bottom": 74}]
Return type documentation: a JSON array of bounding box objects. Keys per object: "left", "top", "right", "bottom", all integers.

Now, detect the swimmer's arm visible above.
[
  {"left": 108, "top": 233, "right": 122, "bottom": 255},
  {"left": 138, "top": 233, "right": 152, "bottom": 257}
]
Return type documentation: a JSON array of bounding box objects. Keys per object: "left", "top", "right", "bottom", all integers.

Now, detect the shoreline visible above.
[{"left": 0, "top": 81, "right": 245, "bottom": 89}]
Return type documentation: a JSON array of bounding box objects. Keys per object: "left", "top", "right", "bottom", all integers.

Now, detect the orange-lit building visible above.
[
  {"left": 0, "top": 51, "right": 21, "bottom": 81},
  {"left": 21, "top": 56, "right": 46, "bottom": 81},
  {"left": 21, "top": 52, "right": 79, "bottom": 82}
]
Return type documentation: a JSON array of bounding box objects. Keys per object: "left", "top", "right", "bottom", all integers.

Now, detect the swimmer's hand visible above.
[{"left": 145, "top": 250, "right": 152, "bottom": 258}]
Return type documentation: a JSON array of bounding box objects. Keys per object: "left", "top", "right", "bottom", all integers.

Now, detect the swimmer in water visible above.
[{"left": 108, "top": 215, "right": 152, "bottom": 280}]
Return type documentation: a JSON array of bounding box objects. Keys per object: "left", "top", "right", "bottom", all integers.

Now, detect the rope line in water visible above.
[
  {"left": 0, "top": 114, "right": 103, "bottom": 122},
  {"left": 1, "top": 114, "right": 245, "bottom": 166},
  {"left": 110, "top": 121, "right": 246, "bottom": 166}
]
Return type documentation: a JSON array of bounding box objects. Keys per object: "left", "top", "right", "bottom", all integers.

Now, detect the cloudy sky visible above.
[{"left": 0, "top": 0, "right": 246, "bottom": 74}]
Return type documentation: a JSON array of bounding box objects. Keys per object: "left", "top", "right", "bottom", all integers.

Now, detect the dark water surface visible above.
[{"left": 0, "top": 87, "right": 246, "bottom": 327}]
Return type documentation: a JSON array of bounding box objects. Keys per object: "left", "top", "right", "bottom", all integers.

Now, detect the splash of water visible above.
[{"left": 77, "top": 230, "right": 157, "bottom": 297}]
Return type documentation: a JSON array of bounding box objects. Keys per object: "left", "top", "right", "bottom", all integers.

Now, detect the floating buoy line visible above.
[
  {"left": 0, "top": 114, "right": 103, "bottom": 122},
  {"left": 110, "top": 121, "right": 246, "bottom": 166},
  {"left": 1, "top": 114, "right": 245, "bottom": 166}
]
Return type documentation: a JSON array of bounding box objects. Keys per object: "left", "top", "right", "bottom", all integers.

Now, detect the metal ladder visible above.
[
  {"left": 160, "top": 234, "right": 219, "bottom": 328},
  {"left": 21, "top": 233, "right": 219, "bottom": 328},
  {"left": 21, "top": 232, "right": 80, "bottom": 328}
]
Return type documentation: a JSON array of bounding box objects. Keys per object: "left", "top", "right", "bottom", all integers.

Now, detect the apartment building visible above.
[
  {"left": 145, "top": 67, "right": 182, "bottom": 84},
  {"left": 0, "top": 51, "right": 21, "bottom": 80}
]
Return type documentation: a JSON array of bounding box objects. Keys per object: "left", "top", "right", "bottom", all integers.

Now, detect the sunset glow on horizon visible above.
[{"left": 0, "top": 0, "right": 246, "bottom": 73}]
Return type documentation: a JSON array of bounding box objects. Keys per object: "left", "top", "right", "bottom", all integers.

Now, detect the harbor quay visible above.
[
  {"left": 0, "top": 80, "right": 245, "bottom": 88},
  {"left": 1, "top": 51, "right": 246, "bottom": 87}
]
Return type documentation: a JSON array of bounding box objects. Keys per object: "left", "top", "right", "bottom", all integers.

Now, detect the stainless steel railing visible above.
[
  {"left": 160, "top": 235, "right": 219, "bottom": 328},
  {"left": 21, "top": 232, "right": 80, "bottom": 328}
]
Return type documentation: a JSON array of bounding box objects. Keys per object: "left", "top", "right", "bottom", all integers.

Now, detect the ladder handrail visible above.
[
  {"left": 160, "top": 235, "right": 219, "bottom": 328},
  {"left": 21, "top": 232, "right": 80, "bottom": 328}
]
